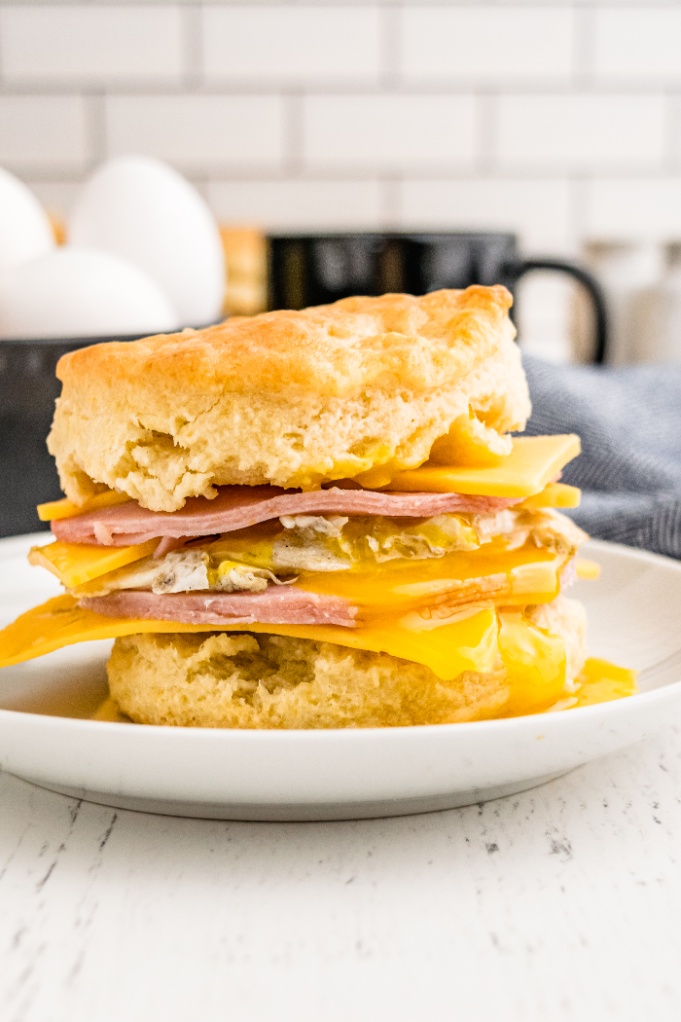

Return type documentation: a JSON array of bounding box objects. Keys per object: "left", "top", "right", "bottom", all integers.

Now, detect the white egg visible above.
[
  {"left": 0, "top": 167, "right": 55, "bottom": 272},
  {"left": 69, "top": 156, "right": 226, "bottom": 327},
  {"left": 0, "top": 248, "right": 180, "bottom": 340}
]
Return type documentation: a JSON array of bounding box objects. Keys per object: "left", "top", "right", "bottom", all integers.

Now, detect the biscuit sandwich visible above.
[{"left": 0, "top": 286, "right": 636, "bottom": 726}]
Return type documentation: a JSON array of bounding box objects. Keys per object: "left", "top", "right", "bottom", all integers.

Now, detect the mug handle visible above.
[{"left": 506, "top": 257, "right": 608, "bottom": 364}]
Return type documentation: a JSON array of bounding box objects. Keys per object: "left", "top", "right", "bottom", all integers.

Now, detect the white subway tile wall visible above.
[
  {"left": 0, "top": 95, "right": 89, "bottom": 170},
  {"left": 398, "top": 177, "right": 573, "bottom": 251},
  {"left": 400, "top": 8, "right": 575, "bottom": 85},
  {"left": 105, "top": 94, "right": 287, "bottom": 169},
  {"left": 202, "top": 7, "right": 382, "bottom": 85},
  {"left": 592, "top": 9, "right": 681, "bottom": 84},
  {"left": 206, "top": 178, "right": 385, "bottom": 228},
  {"left": 0, "top": 8, "right": 185, "bottom": 85},
  {"left": 1, "top": 0, "right": 679, "bottom": 358},
  {"left": 495, "top": 93, "right": 667, "bottom": 171},
  {"left": 302, "top": 94, "right": 479, "bottom": 170}
]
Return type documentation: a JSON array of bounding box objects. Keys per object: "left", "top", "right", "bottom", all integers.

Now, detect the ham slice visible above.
[
  {"left": 53, "top": 485, "right": 519, "bottom": 547},
  {"left": 81, "top": 587, "right": 356, "bottom": 627}
]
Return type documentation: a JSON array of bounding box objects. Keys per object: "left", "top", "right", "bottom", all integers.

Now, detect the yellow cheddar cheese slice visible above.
[
  {"left": 30, "top": 527, "right": 566, "bottom": 616},
  {"left": 520, "top": 482, "right": 581, "bottom": 510},
  {"left": 29, "top": 540, "right": 158, "bottom": 589},
  {"left": 297, "top": 544, "right": 563, "bottom": 618},
  {"left": 0, "top": 594, "right": 499, "bottom": 681},
  {"left": 388, "top": 434, "right": 581, "bottom": 498},
  {"left": 0, "top": 599, "right": 634, "bottom": 713},
  {"left": 37, "top": 490, "right": 131, "bottom": 522},
  {"left": 35, "top": 436, "right": 580, "bottom": 526}
]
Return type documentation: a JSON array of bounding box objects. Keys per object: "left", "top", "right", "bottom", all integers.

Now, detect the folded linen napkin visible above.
[{"left": 523, "top": 356, "right": 681, "bottom": 559}]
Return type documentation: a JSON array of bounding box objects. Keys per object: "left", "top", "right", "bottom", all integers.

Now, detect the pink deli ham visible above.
[
  {"left": 53, "top": 485, "right": 519, "bottom": 547},
  {"left": 81, "top": 588, "right": 356, "bottom": 628}
]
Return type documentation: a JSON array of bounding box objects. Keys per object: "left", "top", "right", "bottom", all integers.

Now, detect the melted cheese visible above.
[
  {"left": 37, "top": 490, "right": 131, "bottom": 522},
  {"left": 570, "top": 658, "right": 637, "bottom": 706},
  {"left": 296, "top": 543, "right": 563, "bottom": 619},
  {"left": 29, "top": 540, "right": 158, "bottom": 589},
  {"left": 428, "top": 412, "right": 512, "bottom": 467},
  {"left": 388, "top": 435, "right": 581, "bottom": 498},
  {"left": 0, "top": 594, "right": 499, "bottom": 681},
  {"left": 31, "top": 521, "right": 567, "bottom": 610},
  {"left": 0, "top": 597, "right": 637, "bottom": 712},
  {"left": 498, "top": 609, "right": 566, "bottom": 715},
  {"left": 36, "top": 435, "right": 580, "bottom": 525},
  {"left": 354, "top": 413, "right": 511, "bottom": 487}
]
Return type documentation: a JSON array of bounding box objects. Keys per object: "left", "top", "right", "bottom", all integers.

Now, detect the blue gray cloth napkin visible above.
[{"left": 523, "top": 356, "right": 681, "bottom": 559}]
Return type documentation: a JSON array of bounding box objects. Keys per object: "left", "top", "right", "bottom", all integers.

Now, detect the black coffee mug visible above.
[{"left": 268, "top": 232, "right": 607, "bottom": 364}]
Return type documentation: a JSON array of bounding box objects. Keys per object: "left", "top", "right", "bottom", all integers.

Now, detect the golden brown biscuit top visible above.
[{"left": 57, "top": 285, "right": 514, "bottom": 399}]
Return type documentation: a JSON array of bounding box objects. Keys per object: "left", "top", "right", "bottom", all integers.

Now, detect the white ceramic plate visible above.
[{"left": 0, "top": 533, "right": 680, "bottom": 821}]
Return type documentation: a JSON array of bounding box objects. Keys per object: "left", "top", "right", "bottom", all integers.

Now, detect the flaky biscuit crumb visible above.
[
  {"left": 107, "top": 597, "right": 586, "bottom": 729},
  {"left": 48, "top": 287, "right": 529, "bottom": 511}
]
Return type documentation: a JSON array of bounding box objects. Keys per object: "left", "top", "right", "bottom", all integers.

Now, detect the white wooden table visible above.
[{"left": 1, "top": 725, "right": 681, "bottom": 1022}]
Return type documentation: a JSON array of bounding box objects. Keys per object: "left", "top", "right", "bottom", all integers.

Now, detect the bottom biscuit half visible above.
[{"left": 107, "top": 597, "right": 586, "bottom": 729}]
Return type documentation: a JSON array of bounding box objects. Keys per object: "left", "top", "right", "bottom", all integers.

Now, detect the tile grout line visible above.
[
  {"left": 282, "top": 91, "right": 304, "bottom": 176},
  {"left": 379, "top": 4, "right": 400, "bottom": 91},
  {"left": 573, "top": 4, "right": 594, "bottom": 90},
  {"left": 380, "top": 174, "right": 400, "bottom": 227},
  {"left": 2, "top": 81, "right": 679, "bottom": 98},
  {"left": 181, "top": 3, "right": 203, "bottom": 93},
  {"left": 476, "top": 90, "right": 496, "bottom": 178},
  {"left": 86, "top": 90, "right": 106, "bottom": 170}
]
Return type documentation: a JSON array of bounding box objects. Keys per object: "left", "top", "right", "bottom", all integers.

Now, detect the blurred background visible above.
[{"left": 1, "top": 0, "right": 680, "bottom": 364}]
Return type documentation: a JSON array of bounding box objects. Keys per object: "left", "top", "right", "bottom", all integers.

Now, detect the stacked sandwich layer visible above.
[{"left": 0, "top": 287, "right": 636, "bottom": 727}]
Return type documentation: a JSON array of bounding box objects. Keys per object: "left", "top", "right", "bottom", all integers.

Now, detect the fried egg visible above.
[{"left": 71, "top": 510, "right": 586, "bottom": 599}]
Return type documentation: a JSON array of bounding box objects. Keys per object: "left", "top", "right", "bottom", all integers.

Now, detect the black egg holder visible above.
[{"left": 0, "top": 334, "right": 143, "bottom": 537}]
